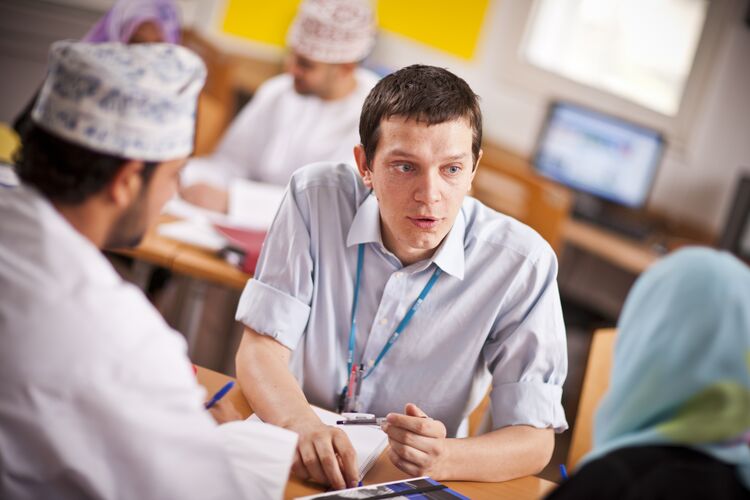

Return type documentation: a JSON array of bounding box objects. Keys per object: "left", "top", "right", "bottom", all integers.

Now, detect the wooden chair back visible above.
[
  {"left": 567, "top": 328, "right": 617, "bottom": 469},
  {"left": 472, "top": 146, "right": 572, "bottom": 252}
]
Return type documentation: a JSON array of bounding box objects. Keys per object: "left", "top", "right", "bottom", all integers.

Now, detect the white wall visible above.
[
  {"left": 0, "top": 1, "right": 99, "bottom": 122},
  {"left": 362, "top": 0, "right": 750, "bottom": 234},
  {"left": 667, "top": 7, "right": 750, "bottom": 231}
]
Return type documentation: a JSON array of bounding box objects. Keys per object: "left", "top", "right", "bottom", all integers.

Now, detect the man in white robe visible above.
[
  {"left": 180, "top": 0, "right": 379, "bottom": 213},
  {"left": 0, "top": 41, "right": 296, "bottom": 499}
]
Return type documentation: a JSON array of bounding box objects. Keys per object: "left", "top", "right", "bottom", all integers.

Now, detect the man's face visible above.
[
  {"left": 128, "top": 21, "right": 165, "bottom": 43},
  {"left": 106, "top": 158, "right": 185, "bottom": 248},
  {"left": 356, "top": 117, "right": 478, "bottom": 265},
  {"left": 286, "top": 52, "right": 341, "bottom": 99}
]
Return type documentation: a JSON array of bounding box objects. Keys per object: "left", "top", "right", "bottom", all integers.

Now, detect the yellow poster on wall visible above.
[
  {"left": 377, "top": 0, "right": 490, "bottom": 60},
  {"left": 221, "top": 0, "right": 301, "bottom": 47},
  {"left": 220, "top": 0, "right": 490, "bottom": 60}
]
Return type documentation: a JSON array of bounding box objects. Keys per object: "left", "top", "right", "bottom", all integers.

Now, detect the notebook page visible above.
[{"left": 248, "top": 407, "right": 388, "bottom": 478}]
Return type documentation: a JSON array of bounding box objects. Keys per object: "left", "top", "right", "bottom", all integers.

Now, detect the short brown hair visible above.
[{"left": 359, "top": 64, "right": 482, "bottom": 169}]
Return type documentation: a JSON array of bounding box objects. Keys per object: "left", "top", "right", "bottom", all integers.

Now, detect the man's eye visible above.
[
  {"left": 445, "top": 165, "right": 461, "bottom": 174},
  {"left": 395, "top": 164, "right": 413, "bottom": 173}
]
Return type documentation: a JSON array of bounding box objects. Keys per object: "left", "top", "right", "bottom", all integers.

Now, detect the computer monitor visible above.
[{"left": 533, "top": 102, "right": 665, "bottom": 209}]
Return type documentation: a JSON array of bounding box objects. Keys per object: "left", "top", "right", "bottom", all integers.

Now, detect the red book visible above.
[{"left": 213, "top": 224, "right": 266, "bottom": 274}]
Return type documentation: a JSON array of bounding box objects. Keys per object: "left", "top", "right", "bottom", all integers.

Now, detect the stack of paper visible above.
[
  {"left": 249, "top": 407, "right": 388, "bottom": 479},
  {"left": 157, "top": 218, "right": 227, "bottom": 251},
  {"left": 162, "top": 179, "right": 285, "bottom": 232},
  {"left": 227, "top": 179, "right": 286, "bottom": 230},
  {"left": 158, "top": 180, "right": 286, "bottom": 268},
  {"left": 314, "top": 407, "right": 388, "bottom": 478}
]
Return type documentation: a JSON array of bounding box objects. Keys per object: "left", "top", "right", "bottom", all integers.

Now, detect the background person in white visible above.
[
  {"left": 0, "top": 41, "right": 296, "bottom": 499},
  {"left": 234, "top": 65, "right": 568, "bottom": 490},
  {"left": 180, "top": 0, "right": 379, "bottom": 213}
]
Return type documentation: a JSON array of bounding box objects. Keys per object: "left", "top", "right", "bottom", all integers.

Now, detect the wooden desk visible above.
[
  {"left": 559, "top": 216, "right": 715, "bottom": 317},
  {"left": 118, "top": 215, "right": 251, "bottom": 291},
  {"left": 562, "top": 218, "right": 659, "bottom": 275},
  {"left": 479, "top": 142, "right": 713, "bottom": 276},
  {"left": 195, "top": 366, "right": 558, "bottom": 500},
  {"left": 171, "top": 243, "right": 250, "bottom": 290}
]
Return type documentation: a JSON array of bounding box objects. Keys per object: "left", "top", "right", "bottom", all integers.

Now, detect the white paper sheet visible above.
[
  {"left": 162, "top": 179, "right": 284, "bottom": 232},
  {"left": 216, "top": 419, "right": 298, "bottom": 500},
  {"left": 249, "top": 407, "right": 388, "bottom": 480},
  {"left": 162, "top": 197, "right": 234, "bottom": 226},
  {"left": 156, "top": 219, "right": 228, "bottom": 251},
  {"left": 228, "top": 178, "right": 285, "bottom": 230}
]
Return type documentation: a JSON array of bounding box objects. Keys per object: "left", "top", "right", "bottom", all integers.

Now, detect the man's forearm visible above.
[
  {"left": 235, "top": 328, "right": 361, "bottom": 489},
  {"left": 440, "top": 426, "right": 554, "bottom": 482},
  {"left": 234, "top": 327, "right": 318, "bottom": 428}
]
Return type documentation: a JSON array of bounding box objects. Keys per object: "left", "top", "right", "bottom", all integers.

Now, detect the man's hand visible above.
[
  {"left": 382, "top": 403, "right": 449, "bottom": 478},
  {"left": 287, "top": 418, "right": 360, "bottom": 490},
  {"left": 207, "top": 399, "right": 243, "bottom": 424},
  {"left": 180, "top": 183, "right": 229, "bottom": 213}
]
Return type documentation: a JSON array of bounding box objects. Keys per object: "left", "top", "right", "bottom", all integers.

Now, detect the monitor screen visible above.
[{"left": 533, "top": 102, "right": 665, "bottom": 208}]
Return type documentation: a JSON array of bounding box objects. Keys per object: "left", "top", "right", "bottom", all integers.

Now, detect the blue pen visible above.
[
  {"left": 559, "top": 464, "right": 569, "bottom": 480},
  {"left": 205, "top": 380, "right": 235, "bottom": 409}
]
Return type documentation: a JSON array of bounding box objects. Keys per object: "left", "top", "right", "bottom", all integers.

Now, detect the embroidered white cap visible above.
[
  {"left": 287, "top": 0, "right": 376, "bottom": 64},
  {"left": 32, "top": 40, "right": 206, "bottom": 161}
]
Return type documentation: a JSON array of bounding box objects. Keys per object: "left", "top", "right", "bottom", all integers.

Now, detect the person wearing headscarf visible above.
[
  {"left": 180, "top": 0, "right": 380, "bottom": 213},
  {"left": 0, "top": 41, "right": 296, "bottom": 499},
  {"left": 547, "top": 247, "right": 750, "bottom": 499},
  {"left": 82, "top": 0, "right": 181, "bottom": 44}
]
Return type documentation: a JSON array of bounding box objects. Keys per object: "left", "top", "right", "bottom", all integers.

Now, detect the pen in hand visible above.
[
  {"left": 205, "top": 380, "right": 235, "bottom": 409},
  {"left": 336, "top": 417, "right": 386, "bottom": 425}
]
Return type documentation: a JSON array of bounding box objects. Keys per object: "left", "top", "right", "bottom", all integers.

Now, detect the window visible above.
[{"left": 521, "top": 0, "right": 709, "bottom": 116}]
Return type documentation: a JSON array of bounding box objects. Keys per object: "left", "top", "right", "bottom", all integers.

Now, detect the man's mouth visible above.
[{"left": 407, "top": 216, "right": 441, "bottom": 229}]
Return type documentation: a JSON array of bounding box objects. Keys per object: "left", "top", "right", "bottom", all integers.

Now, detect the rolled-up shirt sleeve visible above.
[
  {"left": 235, "top": 178, "right": 314, "bottom": 350},
  {"left": 482, "top": 248, "right": 569, "bottom": 432}
]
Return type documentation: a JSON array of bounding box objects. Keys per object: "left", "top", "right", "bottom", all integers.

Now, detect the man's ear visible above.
[
  {"left": 108, "top": 160, "right": 144, "bottom": 208},
  {"left": 469, "top": 149, "right": 483, "bottom": 192},
  {"left": 354, "top": 144, "right": 373, "bottom": 188}
]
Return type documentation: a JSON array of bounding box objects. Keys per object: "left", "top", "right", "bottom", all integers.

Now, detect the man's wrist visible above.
[
  {"left": 433, "top": 437, "right": 457, "bottom": 480},
  {"left": 281, "top": 408, "right": 322, "bottom": 432}
]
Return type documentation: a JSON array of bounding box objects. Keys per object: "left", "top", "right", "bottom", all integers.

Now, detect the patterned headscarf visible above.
[
  {"left": 586, "top": 247, "right": 750, "bottom": 489},
  {"left": 82, "top": 0, "right": 181, "bottom": 44}
]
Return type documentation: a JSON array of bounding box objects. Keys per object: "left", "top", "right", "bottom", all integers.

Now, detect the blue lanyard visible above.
[{"left": 346, "top": 243, "right": 442, "bottom": 382}]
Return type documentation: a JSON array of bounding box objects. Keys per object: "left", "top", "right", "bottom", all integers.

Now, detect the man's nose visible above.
[{"left": 414, "top": 170, "right": 441, "bottom": 204}]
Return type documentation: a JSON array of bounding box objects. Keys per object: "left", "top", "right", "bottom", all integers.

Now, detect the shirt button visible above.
[
  {"left": 394, "top": 272, "right": 403, "bottom": 279},
  {"left": 380, "top": 318, "right": 387, "bottom": 325}
]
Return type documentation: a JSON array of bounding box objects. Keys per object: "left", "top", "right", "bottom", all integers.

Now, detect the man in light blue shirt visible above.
[{"left": 235, "top": 65, "right": 568, "bottom": 489}]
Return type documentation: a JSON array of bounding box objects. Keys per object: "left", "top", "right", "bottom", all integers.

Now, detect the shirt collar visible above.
[
  {"left": 431, "top": 209, "right": 466, "bottom": 280},
  {"left": 346, "top": 192, "right": 383, "bottom": 247},
  {"left": 346, "top": 194, "right": 466, "bottom": 280}
]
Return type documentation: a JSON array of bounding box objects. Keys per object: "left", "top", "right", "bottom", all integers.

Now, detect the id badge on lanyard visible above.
[{"left": 337, "top": 244, "right": 442, "bottom": 413}]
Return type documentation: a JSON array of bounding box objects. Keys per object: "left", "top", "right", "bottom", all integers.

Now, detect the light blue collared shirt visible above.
[{"left": 236, "top": 163, "right": 568, "bottom": 437}]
